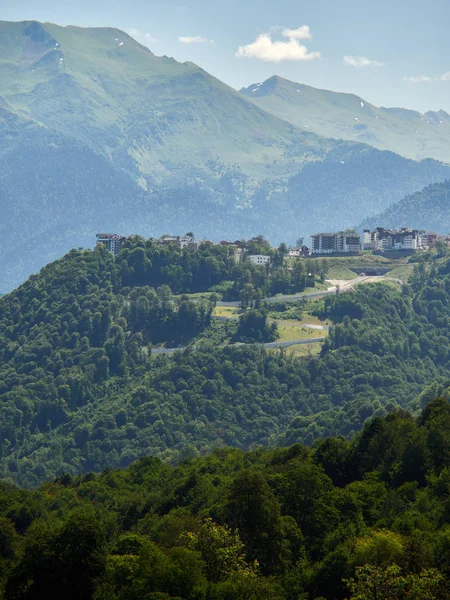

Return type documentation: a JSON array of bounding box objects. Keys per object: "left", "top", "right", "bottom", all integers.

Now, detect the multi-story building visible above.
[
  {"left": 364, "top": 228, "right": 426, "bottom": 252},
  {"left": 363, "top": 229, "right": 376, "bottom": 250},
  {"left": 248, "top": 254, "right": 271, "bottom": 265},
  {"left": 422, "top": 232, "right": 438, "bottom": 248},
  {"left": 96, "top": 233, "right": 126, "bottom": 256},
  {"left": 311, "top": 232, "right": 361, "bottom": 255}
]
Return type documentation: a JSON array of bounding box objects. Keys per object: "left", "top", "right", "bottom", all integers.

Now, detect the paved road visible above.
[
  {"left": 151, "top": 337, "right": 326, "bottom": 355},
  {"left": 283, "top": 322, "right": 329, "bottom": 331},
  {"left": 216, "top": 290, "right": 330, "bottom": 308},
  {"left": 216, "top": 276, "right": 372, "bottom": 308}
]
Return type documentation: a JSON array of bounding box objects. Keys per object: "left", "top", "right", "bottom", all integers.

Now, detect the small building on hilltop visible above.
[
  {"left": 156, "top": 235, "right": 200, "bottom": 250},
  {"left": 311, "top": 232, "right": 361, "bottom": 255},
  {"left": 288, "top": 246, "right": 311, "bottom": 257},
  {"left": 96, "top": 233, "right": 126, "bottom": 256},
  {"left": 248, "top": 254, "right": 271, "bottom": 265}
]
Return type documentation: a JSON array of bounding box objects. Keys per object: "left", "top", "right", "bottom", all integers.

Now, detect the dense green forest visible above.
[
  {"left": 2, "top": 403, "right": 450, "bottom": 599},
  {"left": 1, "top": 240, "right": 450, "bottom": 486},
  {"left": 116, "top": 235, "right": 324, "bottom": 298}
]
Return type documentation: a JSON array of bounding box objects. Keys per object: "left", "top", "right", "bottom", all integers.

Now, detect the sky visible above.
[{"left": 2, "top": 0, "right": 450, "bottom": 112}]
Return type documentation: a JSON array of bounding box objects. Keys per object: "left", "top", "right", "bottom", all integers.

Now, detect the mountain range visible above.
[
  {"left": 241, "top": 75, "right": 450, "bottom": 164},
  {"left": 1, "top": 20, "right": 450, "bottom": 291}
]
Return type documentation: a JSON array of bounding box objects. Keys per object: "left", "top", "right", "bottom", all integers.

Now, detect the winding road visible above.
[
  {"left": 152, "top": 276, "right": 387, "bottom": 355},
  {"left": 216, "top": 275, "right": 375, "bottom": 307},
  {"left": 151, "top": 336, "right": 326, "bottom": 355}
]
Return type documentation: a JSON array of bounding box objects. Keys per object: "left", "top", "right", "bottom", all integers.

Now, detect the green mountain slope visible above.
[
  {"left": 360, "top": 179, "right": 450, "bottom": 233},
  {"left": 1, "top": 20, "right": 450, "bottom": 292},
  {"left": 2, "top": 240, "right": 450, "bottom": 487},
  {"left": 241, "top": 75, "right": 450, "bottom": 163},
  {"left": 0, "top": 21, "right": 323, "bottom": 182}
]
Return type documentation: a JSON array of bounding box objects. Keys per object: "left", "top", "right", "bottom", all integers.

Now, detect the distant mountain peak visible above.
[
  {"left": 241, "top": 75, "right": 450, "bottom": 164},
  {"left": 22, "top": 21, "right": 57, "bottom": 51}
]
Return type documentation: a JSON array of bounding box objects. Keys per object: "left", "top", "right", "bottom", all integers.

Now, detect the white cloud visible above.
[
  {"left": 126, "top": 28, "right": 159, "bottom": 44},
  {"left": 403, "top": 75, "right": 433, "bottom": 83},
  {"left": 403, "top": 71, "right": 450, "bottom": 83},
  {"left": 236, "top": 26, "right": 320, "bottom": 63},
  {"left": 344, "top": 55, "right": 385, "bottom": 68},
  {"left": 144, "top": 33, "right": 159, "bottom": 43},
  {"left": 178, "top": 36, "right": 214, "bottom": 44},
  {"left": 281, "top": 26, "right": 312, "bottom": 40}
]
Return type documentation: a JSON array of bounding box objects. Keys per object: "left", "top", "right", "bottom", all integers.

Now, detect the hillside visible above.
[
  {"left": 360, "top": 179, "right": 450, "bottom": 233},
  {"left": 2, "top": 402, "right": 450, "bottom": 599},
  {"left": 241, "top": 75, "right": 450, "bottom": 163},
  {"left": 1, "top": 21, "right": 450, "bottom": 291},
  {"left": 2, "top": 240, "right": 450, "bottom": 487}
]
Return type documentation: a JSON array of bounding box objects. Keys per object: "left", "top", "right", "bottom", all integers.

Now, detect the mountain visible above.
[
  {"left": 2, "top": 239, "right": 450, "bottom": 487},
  {"left": 240, "top": 75, "right": 450, "bottom": 163},
  {"left": 1, "top": 21, "right": 450, "bottom": 292},
  {"left": 359, "top": 179, "right": 450, "bottom": 233}
]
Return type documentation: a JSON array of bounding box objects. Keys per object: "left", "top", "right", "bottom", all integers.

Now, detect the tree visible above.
[
  {"left": 104, "top": 325, "right": 126, "bottom": 374},
  {"left": 0, "top": 517, "right": 18, "bottom": 562},
  {"left": 239, "top": 283, "right": 255, "bottom": 310},
  {"left": 226, "top": 471, "right": 285, "bottom": 574},
  {"left": 233, "top": 309, "right": 277, "bottom": 344},
  {"left": 5, "top": 513, "right": 106, "bottom": 600},
  {"left": 353, "top": 530, "right": 405, "bottom": 568},
  {"left": 345, "top": 564, "right": 442, "bottom": 600},
  {"left": 184, "top": 518, "right": 255, "bottom": 584}
]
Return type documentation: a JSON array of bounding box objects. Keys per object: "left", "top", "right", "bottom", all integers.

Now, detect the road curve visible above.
[
  {"left": 216, "top": 276, "right": 374, "bottom": 308},
  {"left": 151, "top": 337, "right": 326, "bottom": 355}
]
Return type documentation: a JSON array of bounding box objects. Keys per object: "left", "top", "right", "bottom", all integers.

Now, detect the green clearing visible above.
[
  {"left": 315, "top": 253, "right": 410, "bottom": 281},
  {"left": 274, "top": 322, "right": 328, "bottom": 342},
  {"left": 213, "top": 306, "right": 240, "bottom": 318},
  {"left": 301, "top": 299, "right": 331, "bottom": 326},
  {"left": 387, "top": 263, "right": 415, "bottom": 280},
  {"left": 285, "top": 341, "right": 324, "bottom": 357}
]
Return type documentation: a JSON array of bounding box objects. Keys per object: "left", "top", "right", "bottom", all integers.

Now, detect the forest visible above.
[
  {"left": 1, "top": 402, "right": 450, "bottom": 599},
  {"left": 0, "top": 239, "right": 450, "bottom": 486}
]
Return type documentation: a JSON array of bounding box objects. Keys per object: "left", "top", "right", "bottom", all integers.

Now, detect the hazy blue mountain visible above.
[
  {"left": 360, "top": 179, "right": 450, "bottom": 233},
  {"left": 1, "top": 21, "right": 450, "bottom": 291},
  {"left": 241, "top": 76, "right": 450, "bottom": 163}
]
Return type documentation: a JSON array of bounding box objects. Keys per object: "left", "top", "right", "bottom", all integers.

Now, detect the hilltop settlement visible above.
[{"left": 97, "top": 227, "right": 446, "bottom": 259}]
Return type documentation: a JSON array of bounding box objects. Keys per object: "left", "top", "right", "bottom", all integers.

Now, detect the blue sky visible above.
[{"left": 2, "top": 0, "right": 449, "bottom": 112}]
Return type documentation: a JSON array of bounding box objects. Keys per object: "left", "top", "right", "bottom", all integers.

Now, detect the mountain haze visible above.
[
  {"left": 1, "top": 21, "right": 450, "bottom": 291},
  {"left": 360, "top": 179, "right": 450, "bottom": 233},
  {"left": 241, "top": 76, "right": 450, "bottom": 164}
]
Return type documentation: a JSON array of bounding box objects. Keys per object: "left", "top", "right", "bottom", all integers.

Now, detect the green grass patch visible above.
[
  {"left": 387, "top": 264, "right": 415, "bottom": 280},
  {"left": 213, "top": 306, "right": 240, "bottom": 318},
  {"left": 274, "top": 323, "right": 328, "bottom": 342}
]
